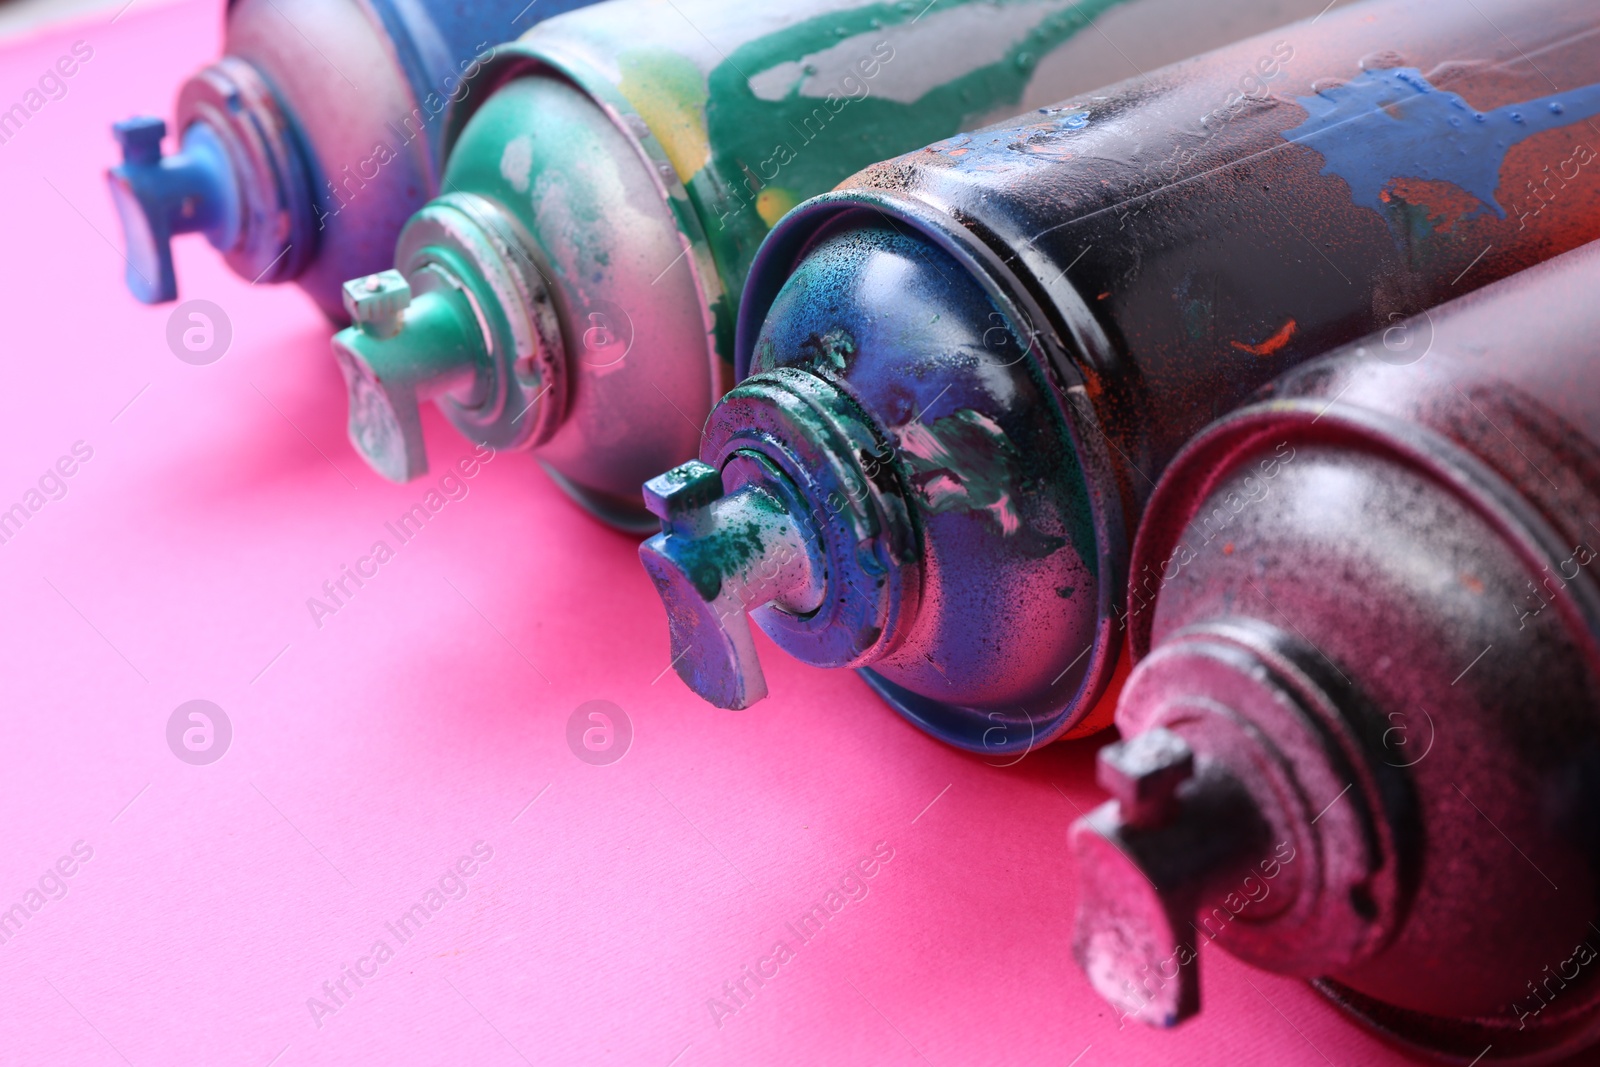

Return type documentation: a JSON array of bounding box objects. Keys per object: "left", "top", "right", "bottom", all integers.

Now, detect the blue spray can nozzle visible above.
[{"left": 107, "top": 116, "right": 242, "bottom": 304}]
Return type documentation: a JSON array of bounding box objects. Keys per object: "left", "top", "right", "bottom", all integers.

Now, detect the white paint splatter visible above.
[
  {"left": 500, "top": 135, "right": 533, "bottom": 193},
  {"left": 745, "top": 1, "right": 1068, "bottom": 107}
]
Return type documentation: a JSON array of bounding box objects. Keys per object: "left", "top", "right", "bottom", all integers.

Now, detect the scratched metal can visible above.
[
  {"left": 1071, "top": 239, "right": 1600, "bottom": 1064},
  {"left": 638, "top": 0, "right": 1600, "bottom": 751},
  {"left": 328, "top": 0, "right": 1343, "bottom": 520},
  {"left": 105, "top": 0, "right": 600, "bottom": 317}
]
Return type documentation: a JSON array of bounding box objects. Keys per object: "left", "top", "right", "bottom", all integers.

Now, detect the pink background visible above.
[{"left": 0, "top": 3, "right": 1453, "bottom": 1064}]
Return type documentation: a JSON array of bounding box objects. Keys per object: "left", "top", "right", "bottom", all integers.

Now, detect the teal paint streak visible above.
[
  {"left": 700, "top": 0, "right": 1132, "bottom": 299},
  {"left": 674, "top": 489, "right": 793, "bottom": 601},
  {"left": 898, "top": 407, "right": 1070, "bottom": 561}
]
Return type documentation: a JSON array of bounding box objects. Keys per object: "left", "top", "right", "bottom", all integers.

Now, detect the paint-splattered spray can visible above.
[
  {"left": 106, "top": 0, "right": 600, "bottom": 317},
  {"left": 639, "top": 0, "right": 1600, "bottom": 749},
  {"left": 1071, "top": 239, "right": 1600, "bottom": 1064},
  {"left": 327, "top": 0, "right": 1342, "bottom": 518}
]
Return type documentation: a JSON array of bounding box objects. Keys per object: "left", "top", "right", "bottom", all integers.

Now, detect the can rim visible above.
[
  {"left": 1129, "top": 397, "right": 1600, "bottom": 678},
  {"left": 739, "top": 189, "right": 1132, "bottom": 752},
  {"left": 445, "top": 38, "right": 728, "bottom": 411}
]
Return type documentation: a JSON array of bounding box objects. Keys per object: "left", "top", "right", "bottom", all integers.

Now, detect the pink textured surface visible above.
[{"left": 0, "top": 4, "right": 1441, "bottom": 1064}]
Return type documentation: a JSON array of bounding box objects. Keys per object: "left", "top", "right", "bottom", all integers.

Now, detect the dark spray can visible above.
[
  {"left": 1071, "top": 238, "right": 1600, "bottom": 1063},
  {"left": 640, "top": 0, "right": 1600, "bottom": 752}
]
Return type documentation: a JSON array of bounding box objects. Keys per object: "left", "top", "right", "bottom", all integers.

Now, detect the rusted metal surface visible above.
[
  {"left": 641, "top": 0, "right": 1600, "bottom": 752},
  {"left": 1074, "top": 238, "right": 1600, "bottom": 1063}
]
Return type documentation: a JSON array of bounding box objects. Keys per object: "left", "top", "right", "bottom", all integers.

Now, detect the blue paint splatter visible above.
[{"left": 1282, "top": 67, "right": 1600, "bottom": 221}]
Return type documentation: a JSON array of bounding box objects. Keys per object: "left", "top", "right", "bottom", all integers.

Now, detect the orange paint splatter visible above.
[
  {"left": 1021, "top": 143, "right": 1074, "bottom": 160},
  {"left": 1096, "top": 291, "right": 1111, "bottom": 301},
  {"left": 1382, "top": 176, "right": 1483, "bottom": 235},
  {"left": 1222, "top": 543, "right": 1235, "bottom": 556},
  {"left": 1231, "top": 318, "right": 1297, "bottom": 357}
]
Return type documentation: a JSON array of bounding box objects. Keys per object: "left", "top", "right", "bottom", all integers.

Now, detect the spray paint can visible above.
[
  {"left": 638, "top": 0, "right": 1600, "bottom": 749},
  {"left": 327, "top": 0, "right": 1344, "bottom": 520},
  {"left": 1070, "top": 239, "right": 1600, "bottom": 1064},
  {"left": 105, "top": 0, "right": 599, "bottom": 317}
]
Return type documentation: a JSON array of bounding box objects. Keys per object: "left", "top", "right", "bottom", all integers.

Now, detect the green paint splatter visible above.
[
  {"left": 801, "top": 328, "right": 857, "bottom": 373},
  {"left": 444, "top": 77, "right": 618, "bottom": 284},
  {"left": 892, "top": 394, "right": 1097, "bottom": 572},
  {"left": 1379, "top": 187, "right": 1473, "bottom": 272},
  {"left": 674, "top": 489, "right": 795, "bottom": 601},
  {"left": 898, "top": 409, "right": 1022, "bottom": 523},
  {"left": 678, "top": 519, "right": 765, "bottom": 600},
  {"left": 692, "top": 0, "right": 1131, "bottom": 311}
]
